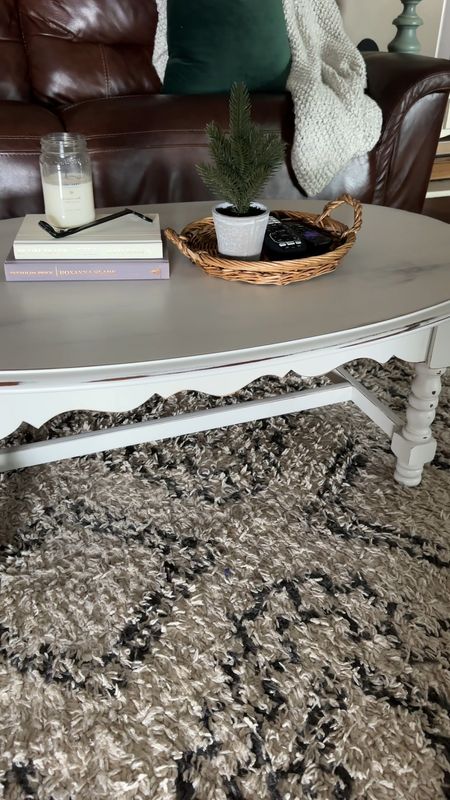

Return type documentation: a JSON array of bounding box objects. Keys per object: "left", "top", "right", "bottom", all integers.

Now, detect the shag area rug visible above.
[{"left": 0, "top": 359, "right": 449, "bottom": 800}]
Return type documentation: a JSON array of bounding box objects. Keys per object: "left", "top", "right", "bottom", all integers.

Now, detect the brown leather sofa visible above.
[{"left": 1, "top": 0, "right": 450, "bottom": 220}]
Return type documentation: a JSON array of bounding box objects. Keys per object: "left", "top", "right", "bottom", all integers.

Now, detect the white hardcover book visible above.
[{"left": 13, "top": 211, "right": 163, "bottom": 260}]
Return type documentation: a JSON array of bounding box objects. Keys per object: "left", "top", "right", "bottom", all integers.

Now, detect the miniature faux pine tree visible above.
[{"left": 197, "top": 83, "right": 285, "bottom": 216}]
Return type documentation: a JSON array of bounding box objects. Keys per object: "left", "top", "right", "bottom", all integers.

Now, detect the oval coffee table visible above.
[{"left": 0, "top": 200, "right": 448, "bottom": 486}]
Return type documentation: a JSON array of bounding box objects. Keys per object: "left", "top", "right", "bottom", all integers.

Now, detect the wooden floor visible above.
[{"left": 423, "top": 195, "right": 450, "bottom": 224}]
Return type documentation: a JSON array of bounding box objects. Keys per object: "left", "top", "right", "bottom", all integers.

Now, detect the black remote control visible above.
[{"left": 263, "top": 213, "right": 335, "bottom": 261}]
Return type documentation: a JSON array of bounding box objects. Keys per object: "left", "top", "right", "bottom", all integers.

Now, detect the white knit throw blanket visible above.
[
  {"left": 153, "top": 0, "right": 382, "bottom": 196},
  {"left": 153, "top": 0, "right": 168, "bottom": 86},
  {"left": 281, "top": 0, "right": 382, "bottom": 195}
]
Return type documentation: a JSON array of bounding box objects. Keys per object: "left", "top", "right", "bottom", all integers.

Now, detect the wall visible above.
[
  {"left": 436, "top": 0, "right": 450, "bottom": 57},
  {"left": 339, "top": 0, "right": 445, "bottom": 56}
]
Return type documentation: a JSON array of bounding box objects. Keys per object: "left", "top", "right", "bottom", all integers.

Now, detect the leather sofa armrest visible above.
[
  {"left": 363, "top": 52, "right": 450, "bottom": 119},
  {"left": 362, "top": 53, "right": 450, "bottom": 211}
]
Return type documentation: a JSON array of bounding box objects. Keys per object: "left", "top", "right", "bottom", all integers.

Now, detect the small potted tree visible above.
[{"left": 196, "top": 83, "right": 285, "bottom": 260}]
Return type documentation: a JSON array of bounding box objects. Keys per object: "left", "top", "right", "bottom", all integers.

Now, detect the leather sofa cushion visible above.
[
  {"left": 0, "top": 0, "right": 30, "bottom": 101},
  {"left": 61, "top": 94, "right": 374, "bottom": 208},
  {"left": 163, "top": 0, "right": 291, "bottom": 94},
  {"left": 61, "top": 93, "right": 299, "bottom": 207},
  {"left": 0, "top": 101, "right": 64, "bottom": 219},
  {"left": 18, "top": 0, "right": 161, "bottom": 106},
  {"left": 61, "top": 93, "right": 295, "bottom": 135},
  {"left": 0, "top": 101, "right": 64, "bottom": 140}
]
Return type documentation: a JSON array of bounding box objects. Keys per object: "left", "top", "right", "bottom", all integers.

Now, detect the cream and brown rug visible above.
[{"left": 0, "top": 359, "right": 449, "bottom": 800}]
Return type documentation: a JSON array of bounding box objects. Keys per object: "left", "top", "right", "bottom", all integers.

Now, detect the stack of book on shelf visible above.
[
  {"left": 431, "top": 135, "right": 450, "bottom": 182},
  {"left": 4, "top": 209, "right": 169, "bottom": 281}
]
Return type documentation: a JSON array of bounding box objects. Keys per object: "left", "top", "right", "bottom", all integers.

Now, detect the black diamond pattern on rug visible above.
[{"left": 0, "top": 359, "right": 449, "bottom": 800}]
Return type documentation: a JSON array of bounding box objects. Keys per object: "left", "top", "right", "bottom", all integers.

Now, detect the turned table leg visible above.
[{"left": 391, "top": 363, "right": 446, "bottom": 487}]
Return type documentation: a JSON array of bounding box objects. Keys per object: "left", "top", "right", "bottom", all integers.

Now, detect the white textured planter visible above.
[{"left": 212, "top": 202, "right": 269, "bottom": 260}]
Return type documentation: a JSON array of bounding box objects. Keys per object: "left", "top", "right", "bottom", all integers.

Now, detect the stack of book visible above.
[
  {"left": 431, "top": 135, "right": 450, "bottom": 183},
  {"left": 4, "top": 209, "right": 169, "bottom": 281}
]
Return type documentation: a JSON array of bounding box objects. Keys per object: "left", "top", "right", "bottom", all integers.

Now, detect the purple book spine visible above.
[{"left": 4, "top": 256, "right": 170, "bottom": 282}]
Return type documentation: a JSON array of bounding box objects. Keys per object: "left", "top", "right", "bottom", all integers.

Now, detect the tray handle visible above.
[
  {"left": 315, "top": 194, "right": 363, "bottom": 240},
  {"left": 164, "top": 227, "right": 203, "bottom": 259}
]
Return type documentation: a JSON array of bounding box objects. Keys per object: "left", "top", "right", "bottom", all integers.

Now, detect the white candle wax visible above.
[{"left": 41, "top": 174, "right": 96, "bottom": 228}]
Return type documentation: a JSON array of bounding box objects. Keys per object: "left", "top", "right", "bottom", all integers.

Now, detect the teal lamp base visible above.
[{"left": 388, "top": 0, "right": 423, "bottom": 54}]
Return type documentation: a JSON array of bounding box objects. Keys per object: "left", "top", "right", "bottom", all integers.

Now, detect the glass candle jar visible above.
[{"left": 39, "top": 132, "right": 96, "bottom": 228}]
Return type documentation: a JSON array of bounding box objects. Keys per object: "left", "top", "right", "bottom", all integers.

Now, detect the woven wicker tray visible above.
[{"left": 165, "top": 194, "right": 362, "bottom": 286}]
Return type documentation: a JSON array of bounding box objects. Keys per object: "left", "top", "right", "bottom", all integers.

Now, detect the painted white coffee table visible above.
[{"left": 0, "top": 200, "right": 448, "bottom": 486}]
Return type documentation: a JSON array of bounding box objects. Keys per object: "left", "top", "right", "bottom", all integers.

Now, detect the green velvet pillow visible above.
[{"left": 163, "top": 0, "right": 291, "bottom": 95}]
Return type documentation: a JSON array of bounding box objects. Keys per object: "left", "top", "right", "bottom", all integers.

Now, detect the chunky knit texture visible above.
[
  {"left": 153, "top": 0, "right": 168, "bottom": 83},
  {"left": 281, "top": 0, "right": 382, "bottom": 195},
  {"left": 153, "top": 0, "right": 382, "bottom": 195}
]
